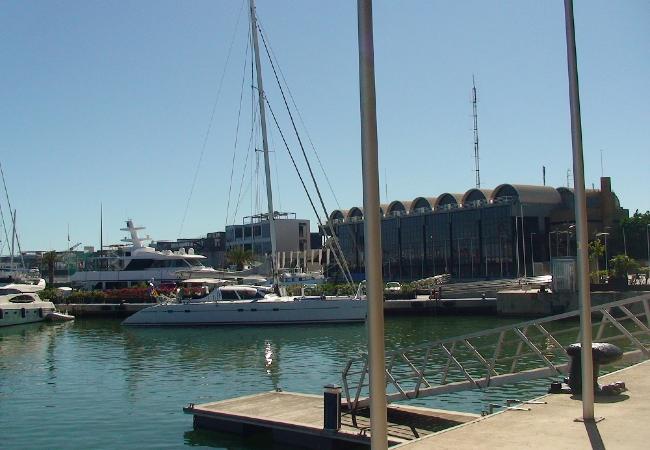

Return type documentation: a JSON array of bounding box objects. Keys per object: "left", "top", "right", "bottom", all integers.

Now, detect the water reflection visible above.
[{"left": 1, "top": 315, "right": 550, "bottom": 450}]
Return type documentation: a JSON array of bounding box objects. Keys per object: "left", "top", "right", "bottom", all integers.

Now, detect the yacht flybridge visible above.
[{"left": 70, "top": 220, "right": 220, "bottom": 290}]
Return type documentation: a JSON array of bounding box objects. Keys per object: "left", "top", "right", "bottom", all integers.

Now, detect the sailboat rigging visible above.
[{"left": 122, "top": 0, "right": 366, "bottom": 326}]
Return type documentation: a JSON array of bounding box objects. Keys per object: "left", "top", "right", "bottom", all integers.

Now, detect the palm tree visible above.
[
  {"left": 41, "top": 251, "right": 58, "bottom": 286},
  {"left": 226, "top": 247, "right": 254, "bottom": 271}
]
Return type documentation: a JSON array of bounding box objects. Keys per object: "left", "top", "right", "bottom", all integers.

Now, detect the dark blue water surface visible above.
[{"left": 0, "top": 315, "right": 553, "bottom": 449}]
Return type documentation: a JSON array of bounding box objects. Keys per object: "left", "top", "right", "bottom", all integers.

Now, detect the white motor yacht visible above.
[
  {"left": 0, "top": 279, "right": 56, "bottom": 327},
  {"left": 70, "top": 220, "right": 221, "bottom": 290},
  {"left": 122, "top": 282, "right": 366, "bottom": 326}
]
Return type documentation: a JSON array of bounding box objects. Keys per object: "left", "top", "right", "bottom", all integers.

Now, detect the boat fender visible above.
[{"left": 38, "top": 308, "right": 44, "bottom": 318}]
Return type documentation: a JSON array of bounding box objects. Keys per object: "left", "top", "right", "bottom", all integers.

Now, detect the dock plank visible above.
[{"left": 186, "top": 390, "right": 476, "bottom": 448}]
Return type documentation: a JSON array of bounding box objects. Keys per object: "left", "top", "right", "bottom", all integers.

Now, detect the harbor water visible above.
[{"left": 1, "top": 316, "right": 554, "bottom": 449}]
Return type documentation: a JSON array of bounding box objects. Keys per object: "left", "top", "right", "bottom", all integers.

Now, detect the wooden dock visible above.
[{"left": 184, "top": 391, "right": 478, "bottom": 449}]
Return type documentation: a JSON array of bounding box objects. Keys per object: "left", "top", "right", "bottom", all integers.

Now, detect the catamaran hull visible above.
[{"left": 122, "top": 298, "right": 367, "bottom": 326}]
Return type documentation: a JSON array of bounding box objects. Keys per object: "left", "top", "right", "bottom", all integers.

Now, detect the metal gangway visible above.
[
  {"left": 412, "top": 275, "right": 552, "bottom": 299},
  {"left": 342, "top": 293, "right": 650, "bottom": 412}
]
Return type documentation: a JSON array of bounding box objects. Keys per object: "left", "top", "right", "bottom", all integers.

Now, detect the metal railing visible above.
[{"left": 342, "top": 293, "right": 650, "bottom": 412}]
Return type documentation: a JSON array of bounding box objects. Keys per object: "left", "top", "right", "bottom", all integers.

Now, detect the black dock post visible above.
[{"left": 323, "top": 384, "right": 341, "bottom": 431}]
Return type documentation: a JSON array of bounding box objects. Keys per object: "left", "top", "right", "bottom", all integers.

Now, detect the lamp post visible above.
[
  {"left": 646, "top": 224, "right": 649, "bottom": 268},
  {"left": 549, "top": 230, "right": 560, "bottom": 261},
  {"left": 530, "top": 232, "right": 536, "bottom": 276}
]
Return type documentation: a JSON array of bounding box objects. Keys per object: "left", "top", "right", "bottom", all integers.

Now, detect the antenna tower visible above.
[{"left": 472, "top": 76, "right": 480, "bottom": 188}]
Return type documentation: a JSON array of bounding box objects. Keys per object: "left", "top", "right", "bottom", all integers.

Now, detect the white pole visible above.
[
  {"left": 646, "top": 224, "right": 649, "bottom": 267},
  {"left": 520, "top": 204, "right": 527, "bottom": 277},
  {"left": 10, "top": 209, "right": 16, "bottom": 270},
  {"left": 605, "top": 234, "right": 609, "bottom": 276},
  {"left": 515, "top": 215, "right": 520, "bottom": 277},
  {"left": 564, "top": 0, "right": 595, "bottom": 421},
  {"left": 249, "top": 0, "right": 278, "bottom": 285},
  {"left": 357, "top": 1, "right": 388, "bottom": 447},
  {"left": 530, "top": 232, "right": 536, "bottom": 276}
]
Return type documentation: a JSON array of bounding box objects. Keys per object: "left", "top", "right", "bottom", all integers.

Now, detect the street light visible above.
[
  {"left": 530, "top": 232, "right": 536, "bottom": 276},
  {"left": 567, "top": 224, "right": 576, "bottom": 256},
  {"left": 646, "top": 224, "right": 650, "bottom": 268}
]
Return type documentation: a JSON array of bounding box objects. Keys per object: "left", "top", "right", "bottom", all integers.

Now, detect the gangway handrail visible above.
[{"left": 342, "top": 292, "right": 650, "bottom": 412}]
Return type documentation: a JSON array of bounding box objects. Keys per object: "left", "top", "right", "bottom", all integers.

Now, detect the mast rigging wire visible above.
[
  {"left": 264, "top": 95, "right": 353, "bottom": 287},
  {"left": 178, "top": 0, "right": 245, "bottom": 237},
  {"left": 256, "top": 21, "right": 342, "bottom": 210},
  {"left": 257, "top": 25, "right": 354, "bottom": 284},
  {"left": 225, "top": 29, "right": 251, "bottom": 228},
  {"left": 0, "top": 162, "right": 25, "bottom": 267}
]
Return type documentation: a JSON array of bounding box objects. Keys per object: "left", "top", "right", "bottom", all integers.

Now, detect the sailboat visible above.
[{"left": 122, "top": 0, "right": 366, "bottom": 326}]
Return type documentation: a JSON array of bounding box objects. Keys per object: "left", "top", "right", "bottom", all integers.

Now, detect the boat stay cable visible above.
[
  {"left": 252, "top": 38, "right": 362, "bottom": 278},
  {"left": 0, "top": 192, "right": 11, "bottom": 256},
  {"left": 256, "top": 21, "right": 342, "bottom": 211},
  {"left": 178, "top": 1, "right": 245, "bottom": 237},
  {"left": 258, "top": 25, "right": 354, "bottom": 285},
  {"left": 0, "top": 162, "right": 25, "bottom": 268},
  {"left": 225, "top": 31, "right": 251, "bottom": 228},
  {"left": 263, "top": 97, "right": 353, "bottom": 287}
]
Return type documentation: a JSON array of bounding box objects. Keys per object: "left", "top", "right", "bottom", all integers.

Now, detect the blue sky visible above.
[{"left": 1, "top": 0, "right": 648, "bottom": 252}]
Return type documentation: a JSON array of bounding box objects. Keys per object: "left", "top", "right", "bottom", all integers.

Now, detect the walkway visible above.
[{"left": 396, "top": 360, "right": 650, "bottom": 449}]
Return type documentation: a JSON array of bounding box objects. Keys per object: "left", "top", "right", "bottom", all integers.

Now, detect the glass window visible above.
[{"left": 124, "top": 259, "right": 154, "bottom": 271}]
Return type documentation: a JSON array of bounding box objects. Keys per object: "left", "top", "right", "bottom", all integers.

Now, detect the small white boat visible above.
[{"left": 0, "top": 288, "right": 56, "bottom": 327}]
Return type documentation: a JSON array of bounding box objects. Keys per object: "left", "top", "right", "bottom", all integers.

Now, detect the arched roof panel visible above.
[
  {"left": 435, "top": 193, "right": 463, "bottom": 208},
  {"left": 347, "top": 207, "right": 364, "bottom": 219},
  {"left": 410, "top": 197, "right": 437, "bottom": 212},
  {"left": 462, "top": 188, "right": 493, "bottom": 204},
  {"left": 329, "top": 209, "right": 347, "bottom": 222},
  {"left": 491, "top": 184, "right": 561, "bottom": 205},
  {"left": 387, "top": 200, "right": 411, "bottom": 216}
]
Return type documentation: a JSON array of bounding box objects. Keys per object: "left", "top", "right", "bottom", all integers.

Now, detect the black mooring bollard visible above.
[
  {"left": 323, "top": 384, "right": 342, "bottom": 431},
  {"left": 565, "top": 343, "right": 623, "bottom": 394}
]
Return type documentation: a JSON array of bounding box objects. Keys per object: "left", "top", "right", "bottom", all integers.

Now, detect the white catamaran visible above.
[{"left": 123, "top": 0, "right": 366, "bottom": 326}]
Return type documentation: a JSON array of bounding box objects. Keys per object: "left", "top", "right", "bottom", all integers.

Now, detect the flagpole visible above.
[
  {"left": 563, "top": 0, "right": 595, "bottom": 421},
  {"left": 357, "top": 1, "right": 388, "bottom": 447}
]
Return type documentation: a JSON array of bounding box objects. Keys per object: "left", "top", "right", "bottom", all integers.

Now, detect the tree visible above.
[
  {"left": 588, "top": 239, "right": 606, "bottom": 282},
  {"left": 609, "top": 210, "right": 650, "bottom": 260},
  {"left": 609, "top": 254, "right": 640, "bottom": 286},
  {"left": 41, "top": 251, "right": 58, "bottom": 286},
  {"left": 226, "top": 247, "right": 254, "bottom": 271}
]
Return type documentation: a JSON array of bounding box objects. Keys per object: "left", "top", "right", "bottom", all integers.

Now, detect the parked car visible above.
[{"left": 384, "top": 282, "right": 402, "bottom": 292}]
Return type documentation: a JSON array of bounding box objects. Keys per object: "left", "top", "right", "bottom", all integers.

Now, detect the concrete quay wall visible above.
[{"left": 496, "top": 289, "right": 645, "bottom": 317}]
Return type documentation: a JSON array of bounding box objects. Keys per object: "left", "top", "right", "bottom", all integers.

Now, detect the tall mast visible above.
[
  {"left": 472, "top": 75, "right": 480, "bottom": 189},
  {"left": 249, "top": 0, "right": 278, "bottom": 283},
  {"left": 100, "top": 203, "right": 104, "bottom": 270},
  {"left": 10, "top": 209, "right": 16, "bottom": 270}
]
